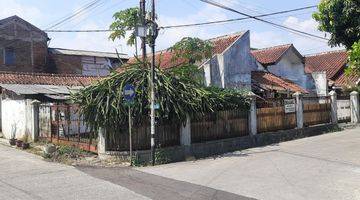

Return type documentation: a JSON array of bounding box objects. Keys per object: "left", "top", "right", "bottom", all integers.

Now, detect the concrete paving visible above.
[
  {"left": 139, "top": 127, "right": 360, "bottom": 200},
  {"left": 78, "top": 166, "right": 254, "bottom": 200},
  {"left": 0, "top": 142, "right": 253, "bottom": 200},
  {"left": 0, "top": 145, "right": 149, "bottom": 200}
]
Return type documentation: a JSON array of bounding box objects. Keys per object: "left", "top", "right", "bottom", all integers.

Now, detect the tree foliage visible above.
[
  {"left": 170, "top": 37, "right": 213, "bottom": 64},
  {"left": 72, "top": 36, "right": 250, "bottom": 134},
  {"left": 109, "top": 7, "right": 139, "bottom": 46},
  {"left": 346, "top": 41, "right": 360, "bottom": 74},
  {"left": 71, "top": 63, "right": 250, "bottom": 133},
  {"left": 313, "top": 0, "right": 360, "bottom": 49}
]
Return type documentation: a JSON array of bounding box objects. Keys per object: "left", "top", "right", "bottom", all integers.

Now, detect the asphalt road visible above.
[{"left": 139, "top": 127, "right": 360, "bottom": 200}]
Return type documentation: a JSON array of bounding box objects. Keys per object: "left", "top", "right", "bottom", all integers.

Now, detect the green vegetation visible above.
[
  {"left": 72, "top": 61, "right": 250, "bottom": 135},
  {"left": 347, "top": 42, "right": 360, "bottom": 75},
  {"left": 313, "top": 0, "right": 360, "bottom": 74},
  {"left": 313, "top": 0, "right": 360, "bottom": 49},
  {"left": 109, "top": 7, "right": 140, "bottom": 46}
]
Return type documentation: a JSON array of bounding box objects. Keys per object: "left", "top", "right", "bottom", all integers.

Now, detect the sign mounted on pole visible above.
[
  {"left": 123, "top": 84, "right": 136, "bottom": 103},
  {"left": 123, "top": 83, "right": 136, "bottom": 165},
  {"left": 284, "top": 99, "right": 296, "bottom": 113}
]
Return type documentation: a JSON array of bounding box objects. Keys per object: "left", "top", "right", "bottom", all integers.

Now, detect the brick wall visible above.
[
  {"left": 47, "top": 53, "right": 82, "bottom": 74},
  {"left": 0, "top": 38, "right": 47, "bottom": 73},
  {"left": 0, "top": 17, "right": 48, "bottom": 73}
]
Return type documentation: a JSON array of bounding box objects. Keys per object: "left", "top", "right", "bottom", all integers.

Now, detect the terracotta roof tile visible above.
[
  {"left": 304, "top": 50, "right": 348, "bottom": 79},
  {"left": 252, "top": 71, "right": 307, "bottom": 93},
  {"left": 120, "top": 32, "right": 245, "bottom": 71},
  {"left": 251, "top": 44, "right": 292, "bottom": 65},
  {"left": 0, "top": 71, "right": 100, "bottom": 86},
  {"left": 334, "top": 72, "right": 360, "bottom": 87}
]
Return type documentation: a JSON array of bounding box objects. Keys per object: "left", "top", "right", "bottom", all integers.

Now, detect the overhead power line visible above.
[
  {"left": 42, "top": 5, "right": 318, "bottom": 33},
  {"left": 45, "top": 0, "right": 103, "bottom": 30},
  {"left": 161, "top": 5, "right": 317, "bottom": 29},
  {"left": 199, "top": 0, "right": 328, "bottom": 41}
]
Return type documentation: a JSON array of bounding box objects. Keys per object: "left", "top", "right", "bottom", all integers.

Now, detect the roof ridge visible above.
[
  {"left": 304, "top": 49, "right": 347, "bottom": 57},
  {"left": 49, "top": 48, "right": 127, "bottom": 55},
  {"left": 251, "top": 44, "right": 292, "bottom": 52},
  {"left": 207, "top": 31, "right": 246, "bottom": 42},
  {"left": 0, "top": 71, "right": 99, "bottom": 78}
]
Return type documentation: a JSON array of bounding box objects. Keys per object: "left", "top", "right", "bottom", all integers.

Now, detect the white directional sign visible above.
[{"left": 284, "top": 99, "right": 296, "bottom": 113}]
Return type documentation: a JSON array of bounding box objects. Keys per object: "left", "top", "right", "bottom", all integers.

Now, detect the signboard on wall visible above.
[{"left": 284, "top": 99, "right": 296, "bottom": 113}]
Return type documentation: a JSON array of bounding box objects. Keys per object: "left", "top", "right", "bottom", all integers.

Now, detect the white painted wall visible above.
[
  {"left": 1, "top": 96, "right": 37, "bottom": 140},
  {"left": 202, "top": 31, "right": 257, "bottom": 90},
  {"left": 266, "top": 49, "right": 308, "bottom": 90},
  {"left": 1, "top": 98, "right": 27, "bottom": 139},
  {"left": 312, "top": 72, "right": 328, "bottom": 96},
  {"left": 82, "top": 56, "right": 112, "bottom": 76}
]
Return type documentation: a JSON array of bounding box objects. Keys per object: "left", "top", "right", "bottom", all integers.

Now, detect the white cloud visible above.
[
  {"left": 48, "top": 21, "right": 135, "bottom": 56},
  {"left": 156, "top": 3, "right": 239, "bottom": 50},
  {"left": 283, "top": 16, "right": 319, "bottom": 33},
  {"left": 251, "top": 31, "right": 286, "bottom": 48},
  {"left": 0, "top": 0, "right": 42, "bottom": 24}
]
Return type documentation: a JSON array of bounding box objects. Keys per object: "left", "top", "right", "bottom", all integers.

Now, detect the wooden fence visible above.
[
  {"left": 190, "top": 110, "right": 249, "bottom": 143},
  {"left": 303, "top": 97, "right": 331, "bottom": 126},
  {"left": 106, "top": 122, "right": 180, "bottom": 151},
  {"left": 257, "top": 107, "right": 296, "bottom": 133},
  {"left": 38, "top": 95, "right": 337, "bottom": 153}
]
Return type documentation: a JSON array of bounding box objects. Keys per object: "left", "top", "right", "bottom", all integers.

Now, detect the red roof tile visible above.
[
  {"left": 334, "top": 72, "right": 360, "bottom": 87},
  {"left": 304, "top": 50, "right": 348, "bottom": 79},
  {"left": 120, "top": 32, "right": 245, "bottom": 71},
  {"left": 0, "top": 71, "right": 100, "bottom": 86},
  {"left": 251, "top": 44, "right": 292, "bottom": 66},
  {"left": 252, "top": 71, "right": 307, "bottom": 93}
]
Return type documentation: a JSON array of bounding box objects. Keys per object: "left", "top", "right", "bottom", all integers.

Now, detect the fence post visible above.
[
  {"left": 248, "top": 92, "right": 257, "bottom": 136},
  {"left": 180, "top": 115, "right": 191, "bottom": 146},
  {"left": 293, "top": 92, "right": 303, "bottom": 129},
  {"left": 98, "top": 127, "right": 107, "bottom": 155},
  {"left": 350, "top": 91, "right": 359, "bottom": 123},
  {"left": 329, "top": 90, "right": 338, "bottom": 124},
  {"left": 30, "top": 100, "right": 40, "bottom": 142}
]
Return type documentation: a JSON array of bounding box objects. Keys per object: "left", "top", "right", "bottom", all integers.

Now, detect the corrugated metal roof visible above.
[
  {"left": 49, "top": 48, "right": 129, "bottom": 59},
  {"left": 0, "top": 84, "right": 83, "bottom": 95}
]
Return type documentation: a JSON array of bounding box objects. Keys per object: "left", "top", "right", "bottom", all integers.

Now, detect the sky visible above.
[{"left": 0, "top": 0, "right": 343, "bottom": 57}]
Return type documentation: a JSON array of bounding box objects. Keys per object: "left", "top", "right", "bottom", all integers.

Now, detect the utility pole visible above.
[
  {"left": 149, "top": 0, "right": 158, "bottom": 166},
  {"left": 139, "top": 0, "right": 146, "bottom": 64}
]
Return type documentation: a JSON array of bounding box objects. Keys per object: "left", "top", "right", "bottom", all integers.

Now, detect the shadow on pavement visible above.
[{"left": 77, "top": 166, "right": 257, "bottom": 200}]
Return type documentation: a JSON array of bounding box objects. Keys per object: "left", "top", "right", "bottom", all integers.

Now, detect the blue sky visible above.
[{"left": 1, "top": 0, "right": 342, "bottom": 56}]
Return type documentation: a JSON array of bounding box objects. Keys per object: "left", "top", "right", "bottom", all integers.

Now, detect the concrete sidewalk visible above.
[
  {"left": 0, "top": 144, "right": 149, "bottom": 200},
  {"left": 139, "top": 127, "right": 360, "bottom": 200}
]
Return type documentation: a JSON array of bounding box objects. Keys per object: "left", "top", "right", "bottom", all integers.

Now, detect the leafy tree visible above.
[
  {"left": 313, "top": 0, "right": 360, "bottom": 74},
  {"left": 170, "top": 37, "right": 213, "bottom": 64},
  {"left": 346, "top": 41, "right": 360, "bottom": 74},
  {"left": 109, "top": 7, "right": 140, "bottom": 46},
  {"left": 313, "top": 0, "right": 360, "bottom": 49}
]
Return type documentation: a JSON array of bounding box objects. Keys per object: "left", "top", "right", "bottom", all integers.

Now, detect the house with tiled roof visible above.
[
  {"left": 0, "top": 15, "right": 128, "bottom": 76},
  {"left": 124, "top": 31, "right": 258, "bottom": 89},
  {"left": 251, "top": 44, "right": 313, "bottom": 96},
  {"left": 305, "top": 50, "right": 360, "bottom": 91},
  {"left": 122, "top": 31, "right": 308, "bottom": 97},
  {"left": 0, "top": 15, "right": 127, "bottom": 140},
  {"left": 0, "top": 71, "right": 101, "bottom": 140}
]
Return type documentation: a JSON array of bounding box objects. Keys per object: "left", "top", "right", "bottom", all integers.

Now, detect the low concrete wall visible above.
[{"left": 100, "top": 123, "right": 339, "bottom": 165}]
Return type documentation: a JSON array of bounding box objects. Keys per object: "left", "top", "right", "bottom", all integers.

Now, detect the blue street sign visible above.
[{"left": 123, "top": 84, "right": 136, "bottom": 102}]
